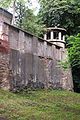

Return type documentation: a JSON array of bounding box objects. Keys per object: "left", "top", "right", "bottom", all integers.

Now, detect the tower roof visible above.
[{"left": 46, "top": 27, "right": 66, "bottom": 32}]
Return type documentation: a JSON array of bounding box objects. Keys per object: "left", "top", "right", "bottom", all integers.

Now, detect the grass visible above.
[{"left": 0, "top": 89, "right": 80, "bottom": 120}]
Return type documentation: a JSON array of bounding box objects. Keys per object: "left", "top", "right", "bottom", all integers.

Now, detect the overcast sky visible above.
[{"left": 30, "top": 0, "right": 40, "bottom": 15}]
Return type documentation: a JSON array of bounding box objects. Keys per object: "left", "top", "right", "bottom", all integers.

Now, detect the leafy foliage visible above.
[
  {"left": 0, "top": 0, "right": 12, "bottom": 8},
  {"left": 16, "top": 7, "right": 44, "bottom": 36},
  {"left": 68, "top": 33, "right": 80, "bottom": 69},
  {"left": 39, "top": 0, "right": 80, "bottom": 35},
  {"left": 67, "top": 34, "right": 80, "bottom": 92},
  {"left": 15, "top": 1, "right": 44, "bottom": 36},
  {"left": 58, "top": 59, "right": 70, "bottom": 70}
]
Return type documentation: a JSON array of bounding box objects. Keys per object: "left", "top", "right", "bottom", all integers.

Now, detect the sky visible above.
[{"left": 29, "top": 0, "right": 40, "bottom": 15}]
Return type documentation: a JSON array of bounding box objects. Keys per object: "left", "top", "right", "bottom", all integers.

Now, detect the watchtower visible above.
[
  {"left": 44, "top": 27, "right": 66, "bottom": 61},
  {"left": 44, "top": 26, "right": 66, "bottom": 48}
]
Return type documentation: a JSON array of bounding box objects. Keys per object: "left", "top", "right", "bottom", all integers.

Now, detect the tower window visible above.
[
  {"left": 54, "top": 32, "right": 59, "bottom": 39},
  {"left": 47, "top": 32, "right": 50, "bottom": 39},
  {"left": 61, "top": 33, "right": 63, "bottom": 40}
]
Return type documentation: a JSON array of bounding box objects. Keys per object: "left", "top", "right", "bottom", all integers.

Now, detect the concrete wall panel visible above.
[
  {"left": 9, "top": 27, "right": 19, "bottom": 49},
  {"left": 32, "top": 37, "right": 38, "bottom": 55},
  {"left": 24, "top": 34, "right": 33, "bottom": 54},
  {"left": 37, "top": 39, "right": 44, "bottom": 57}
]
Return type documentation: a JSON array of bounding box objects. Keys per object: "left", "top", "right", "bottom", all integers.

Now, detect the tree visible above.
[
  {"left": 21, "top": 9, "right": 44, "bottom": 36},
  {"left": 15, "top": 1, "right": 26, "bottom": 27},
  {"left": 15, "top": 0, "right": 44, "bottom": 36},
  {"left": 68, "top": 34, "right": 80, "bottom": 69},
  {"left": 0, "top": 0, "right": 12, "bottom": 8},
  {"left": 38, "top": 0, "right": 80, "bottom": 35},
  {"left": 67, "top": 34, "right": 80, "bottom": 92}
]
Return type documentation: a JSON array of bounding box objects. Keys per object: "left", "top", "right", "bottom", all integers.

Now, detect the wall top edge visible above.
[
  {"left": 46, "top": 27, "right": 66, "bottom": 32},
  {"left": 4, "top": 22, "right": 59, "bottom": 46},
  {"left": 0, "top": 8, "right": 13, "bottom": 18}
]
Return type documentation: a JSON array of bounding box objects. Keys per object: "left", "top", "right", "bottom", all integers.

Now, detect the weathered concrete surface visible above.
[
  {"left": 0, "top": 10, "right": 73, "bottom": 91},
  {"left": 61, "top": 68, "right": 73, "bottom": 91},
  {"left": 9, "top": 49, "right": 73, "bottom": 91}
]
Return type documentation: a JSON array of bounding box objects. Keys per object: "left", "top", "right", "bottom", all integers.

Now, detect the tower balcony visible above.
[{"left": 44, "top": 27, "right": 66, "bottom": 48}]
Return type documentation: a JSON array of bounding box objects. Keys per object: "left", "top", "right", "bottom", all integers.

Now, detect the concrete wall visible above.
[{"left": 0, "top": 22, "right": 73, "bottom": 91}]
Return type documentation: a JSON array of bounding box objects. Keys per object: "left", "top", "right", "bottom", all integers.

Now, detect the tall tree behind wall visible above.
[
  {"left": 15, "top": 1, "right": 44, "bottom": 36},
  {"left": 38, "top": 0, "right": 80, "bottom": 35},
  {"left": 67, "top": 34, "right": 80, "bottom": 92}
]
